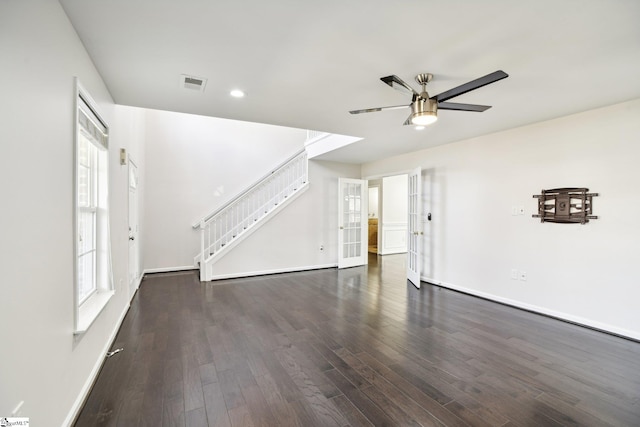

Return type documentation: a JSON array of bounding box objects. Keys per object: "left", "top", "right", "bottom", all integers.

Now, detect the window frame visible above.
[{"left": 73, "top": 79, "right": 114, "bottom": 335}]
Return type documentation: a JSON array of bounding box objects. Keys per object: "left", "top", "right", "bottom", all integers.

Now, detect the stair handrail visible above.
[{"left": 192, "top": 147, "right": 307, "bottom": 229}]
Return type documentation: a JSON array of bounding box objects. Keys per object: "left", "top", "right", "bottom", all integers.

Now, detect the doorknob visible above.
[
  {"left": 129, "top": 236, "right": 135, "bottom": 241},
  {"left": 339, "top": 226, "right": 344, "bottom": 230}
]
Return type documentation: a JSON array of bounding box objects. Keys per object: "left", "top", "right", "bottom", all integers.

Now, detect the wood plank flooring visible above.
[{"left": 74, "top": 254, "right": 640, "bottom": 426}]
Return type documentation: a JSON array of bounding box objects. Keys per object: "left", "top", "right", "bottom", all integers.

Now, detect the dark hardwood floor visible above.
[{"left": 75, "top": 254, "right": 640, "bottom": 426}]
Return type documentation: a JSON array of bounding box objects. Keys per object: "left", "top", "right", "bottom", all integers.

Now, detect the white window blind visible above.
[{"left": 78, "top": 93, "right": 108, "bottom": 149}]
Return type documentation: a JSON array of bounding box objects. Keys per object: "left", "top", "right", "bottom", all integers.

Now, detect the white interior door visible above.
[
  {"left": 338, "top": 178, "right": 368, "bottom": 269},
  {"left": 407, "top": 167, "right": 422, "bottom": 288},
  {"left": 128, "top": 159, "right": 140, "bottom": 299}
]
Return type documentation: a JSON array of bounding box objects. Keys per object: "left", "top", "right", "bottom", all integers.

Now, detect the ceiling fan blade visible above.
[
  {"left": 349, "top": 104, "right": 409, "bottom": 114},
  {"left": 437, "top": 102, "right": 492, "bottom": 112},
  {"left": 432, "top": 70, "right": 508, "bottom": 103},
  {"left": 380, "top": 75, "right": 419, "bottom": 98}
]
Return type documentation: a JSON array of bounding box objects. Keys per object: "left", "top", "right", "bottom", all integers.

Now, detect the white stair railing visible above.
[{"left": 194, "top": 149, "right": 308, "bottom": 279}]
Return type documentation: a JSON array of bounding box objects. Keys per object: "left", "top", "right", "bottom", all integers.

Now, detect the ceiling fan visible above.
[{"left": 349, "top": 70, "right": 508, "bottom": 126}]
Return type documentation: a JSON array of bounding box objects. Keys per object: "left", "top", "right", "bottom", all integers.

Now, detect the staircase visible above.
[{"left": 194, "top": 149, "right": 309, "bottom": 281}]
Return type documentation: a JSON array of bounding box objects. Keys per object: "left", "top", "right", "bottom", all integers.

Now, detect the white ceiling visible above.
[{"left": 60, "top": 0, "right": 640, "bottom": 164}]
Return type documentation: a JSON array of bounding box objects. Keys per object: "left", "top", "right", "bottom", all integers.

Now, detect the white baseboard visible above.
[
  {"left": 144, "top": 265, "right": 198, "bottom": 274},
  {"left": 421, "top": 276, "right": 640, "bottom": 341},
  {"left": 208, "top": 263, "right": 337, "bottom": 281},
  {"left": 63, "top": 302, "right": 130, "bottom": 427}
]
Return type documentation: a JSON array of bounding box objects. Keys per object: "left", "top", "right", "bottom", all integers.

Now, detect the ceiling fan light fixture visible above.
[
  {"left": 411, "top": 112, "right": 437, "bottom": 126},
  {"left": 410, "top": 98, "right": 438, "bottom": 126}
]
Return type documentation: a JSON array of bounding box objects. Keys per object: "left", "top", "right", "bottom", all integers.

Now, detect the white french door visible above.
[
  {"left": 407, "top": 167, "right": 422, "bottom": 288},
  {"left": 338, "top": 178, "right": 368, "bottom": 269},
  {"left": 128, "top": 159, "right": 140, "bottom": 299}
]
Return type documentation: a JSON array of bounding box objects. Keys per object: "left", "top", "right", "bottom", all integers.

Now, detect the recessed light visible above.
[
  {"left": 230, "top": 89, "right": 245, "bottom": 98},
  {"left": 415, "top": 126, "right": 425, "bottom": 131}
]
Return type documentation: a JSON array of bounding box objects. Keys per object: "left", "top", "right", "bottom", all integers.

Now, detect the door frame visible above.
[
  {"left": 128, "top": 157, "right": 141, "bottom": 299},
  {"left": 364, "top": 168, "right": 424, "bottom": 286},
  {"left": 406, "top": 167, "right": 422, "bottom": 288}
]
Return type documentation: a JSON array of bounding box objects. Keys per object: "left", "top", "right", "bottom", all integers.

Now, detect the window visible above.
[
  {"left": 77, "top": 132, "right": 98, "bottom": 303},
  {"left": 74, "top": 80, "right": 113, "bottom": 334}
]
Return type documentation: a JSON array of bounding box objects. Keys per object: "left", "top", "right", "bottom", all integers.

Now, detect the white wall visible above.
[
  {"left": 207, "top": 160, "right": 362, "bottom": 279},
  {"left": 362, "top": 98, "right": 640, "bottom": 340},
  {"left": 0, "top": 2, "right": 145, "bottom": 425},
  {"left": 379, "top": 174, "right": 408, "bottom": 254},
  {"left": 143, "top": 109, "right": 307, "bottom": 271},
  {"left": 368, "top": 186, "right": 379, "bottom": 218}
]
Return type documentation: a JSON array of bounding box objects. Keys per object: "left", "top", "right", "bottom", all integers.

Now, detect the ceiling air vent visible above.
[{"left": 180, "top": 74, "right": 207, "bottom": 92}]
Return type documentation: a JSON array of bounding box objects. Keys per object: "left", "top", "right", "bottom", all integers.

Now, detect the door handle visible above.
[
  {"left": 339, "top": 226, "right": 344, "bottom": 230},
  {"left": 129, "top": 236, "right": 135, "bottom": 241}
]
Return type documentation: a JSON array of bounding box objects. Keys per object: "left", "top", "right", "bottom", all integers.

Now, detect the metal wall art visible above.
[{"left": 532, "top": 188, "right": 598, "bottom": 224}]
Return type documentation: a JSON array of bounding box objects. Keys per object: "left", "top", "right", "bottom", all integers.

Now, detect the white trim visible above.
[
  {"left": 129, "top": 273, "right": 144, "bottom": 302},
  {"left": 144, "top": 266, "right": 198, "bottom": 274},
  {"left": 421, "top": 276, "right": 640, "bottom": 341},
  {"left": 74, "top": 291, "right": 114, "bottom": 335},
  {"left": 208, "top": 264, "right": 338, "bottom": 281},
  {"left": 63, "top": 301, "right": 130, "bottom": 427}
]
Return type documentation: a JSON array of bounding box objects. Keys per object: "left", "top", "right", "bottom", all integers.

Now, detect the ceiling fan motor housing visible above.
[{"left": 411, "top": 97, "right": 438, "bottom": 125}]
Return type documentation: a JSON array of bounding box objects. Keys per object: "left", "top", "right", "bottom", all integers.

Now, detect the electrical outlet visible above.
[
  {"left": 510, "top": 269, "right": 518, "bottom": 280},
  {"left": 520, "top": 271, "right": 527, "bottom": 281}
]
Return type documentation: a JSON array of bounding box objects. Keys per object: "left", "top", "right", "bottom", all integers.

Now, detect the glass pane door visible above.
[{"left": 338, "top": 178, "right": 367, "bottom": 268}]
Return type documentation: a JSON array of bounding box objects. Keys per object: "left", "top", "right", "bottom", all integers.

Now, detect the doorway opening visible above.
[
  {"left": 366, "top": 168, "right": 428, "bottom": 289},
  {"left": 367, "top": 174, "right": 409, "bottom": 256}
]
